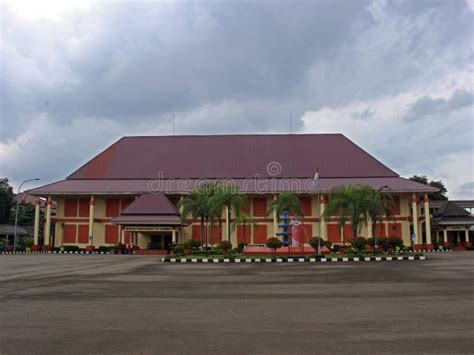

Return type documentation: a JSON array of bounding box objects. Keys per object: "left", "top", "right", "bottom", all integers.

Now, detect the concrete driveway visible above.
[{"left": 0, "top": 252, "right": 473, "bottom": 354}]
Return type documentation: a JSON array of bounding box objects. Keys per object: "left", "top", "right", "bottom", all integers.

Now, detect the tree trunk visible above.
[
  {"left": 200, "top": 216, "right": 205, "bottom": 246},
  {"left": 243, "top": 221, "right": 246, "bottom": 245},
  {"left": 227, "top": 207, "right": 231, "bottom": 244}
]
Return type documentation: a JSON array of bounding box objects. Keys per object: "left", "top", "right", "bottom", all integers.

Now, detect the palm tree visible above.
[
  {"left": 360, "top": 186, "right": 395, "bottom": 249},
  {"left": 269, "top": 192, "right": 303, "bottom": 218},
  {"left": 232, "top": 212, "right": 255, "bottom": 245},
  {"left": 323, "top": 185, "right": 370, "bottom": 241},
  {"left": 209, "top": 184, "right": 248, "bottom": 244},
  {"left": 178, "top": 189, "right": 210, "bottom": 247}
]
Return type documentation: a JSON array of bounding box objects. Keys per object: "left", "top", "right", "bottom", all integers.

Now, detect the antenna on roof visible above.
[
  {"left": 290, "top": 112, "right": 293, "bottom": 134},
  {"left": 172, "top": 114, "right": 175, "bottom": 136}
]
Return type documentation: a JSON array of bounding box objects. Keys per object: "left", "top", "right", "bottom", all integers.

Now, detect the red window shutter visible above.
[
  {"left": 105, "top": 225, "right": 119, "bottom": 244},
  {"left": 63, "top": 224, "right": 77, "bottom": 243},
  {"left": 299, "top": 196, "right": 312, "bottom": 216},
  {"left": 78, "top": 199, "right": 90, "bottom": 217},
  {"left": 209, "top": 225, "right": 222, "bottom": 244},
  {"left": 240, "top": 202, "right": 250, "bottom": 214},
  {"left": 64, "top": 199, "right": 78, "bottom": 217},
  {"left": 192, "top": 225, "right": 202, "bottom": 241},
  {"left": 301, "top": 224, "right": 312, "bottom": 243},
  {"left": 392, "top": 196, "right": 401, "bottom": 216},
  {"left": 237, "top": 225, "right": 251, "bottom": 244},
  {"left": 253, "top": 224, "right": 267, "bottom": 244},
  {"left": 389, "top": 223, "right": 402, "bottom": 238},
  {"left": 106, "top": 198, "right": 120, "bottom": 217},
  {"left": 327, "top": 224, "right": 341, "bottom": 243},
  {"left": 121, "top": 198, "right": 135, "bottom": 211},
  {"left": 77, "top": 225, "right": 89, "bottom": 243},
  {"left": 252, "top": 198, "right": 267, "bottom": 216}
]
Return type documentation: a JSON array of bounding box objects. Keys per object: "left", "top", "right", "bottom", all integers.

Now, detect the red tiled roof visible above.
[
  {"left": 121, "top": 193, "right": 179, "bottom": 215},
  {"left": 67, "top": 134, "right": 398, "bottom": 179},
  {"left": 26, "top": 176, "right": 438, "bottom": 195}
]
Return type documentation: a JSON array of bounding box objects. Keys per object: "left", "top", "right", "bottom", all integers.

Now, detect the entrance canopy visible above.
[{"left": 112, "top": 193, "right": 183, "bottom": 225}]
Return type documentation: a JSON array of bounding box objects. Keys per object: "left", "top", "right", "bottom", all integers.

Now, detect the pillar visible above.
[
  {"left": 44, "top": 196, "right": 52, "bottom": 246},
  {"left": 443, "top": 228, "right": 448, "bottom": 243},
  {"left": 465, "top": 229, "right": 469, "bottom": 243},
  {"left": 384, "top": 221, "right": 389, "bottom": 237},
  {"left": 411, "top": 194, "right": 419, "bottom": 244},
  {"left": 225, "top": 206, "right": 230, "bottom": 243},
  {"left": 273, "top": 194, "right": 278, "bottom": 238},
  {"left": 320, "top": 195, "right": 327, "bottom": 239},
  {"left": 88, "top": 196, "right": 94, "bottom": 245},
  {"left": 172, "top": 229, "right": 177, "bottom": 244},
  {"left": 33, "top": 198, "right": 41, "bottom": 245},
  {"left": 424, "top": 194, "right": 431, "bottom": 245}
]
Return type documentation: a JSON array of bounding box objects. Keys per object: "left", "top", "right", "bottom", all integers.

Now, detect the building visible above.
[
  {"left": 430, "top": 201, "right": 474, "bottom": 246},
  {"left": 27, "top": 134, "right": 438, "bottom": 251}
]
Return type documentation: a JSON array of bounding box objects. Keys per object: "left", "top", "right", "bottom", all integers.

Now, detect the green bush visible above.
[
  {"left": 219, "top": 241, "right": 233, "bottom": 254},
  {"left": 23, "top": 237, "right": 34, "bottom": 248},
  {"left": 351, "top": 237, "right": 367, "bottom": 252},
  {"left": 309, "top": 237, "right": 325, "bottom": 251},
  {"left": 266, "top": 237, "right": 283, "bottom": 253},
  {"left": 173, "top": 244, "right": 185, "bottom": 255},
  {"left": 97, "top": 246, "right": 112, "bottom": 253},
  {"left": 184, "top": 239, "right": 201, "bottom": 250},
  {"left": 324, "top": 240, "right": 332, "bottom": 249},
  {"left": 388, "top": 236, "right": 404, "bottom": 249},
  {"left": 377, "top": 236, "right": 390, "bottom": 252}
]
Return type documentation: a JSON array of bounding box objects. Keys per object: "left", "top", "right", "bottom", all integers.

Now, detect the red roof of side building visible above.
[{"left": 26, "top": 134, "right": 438, "bottom": 195}]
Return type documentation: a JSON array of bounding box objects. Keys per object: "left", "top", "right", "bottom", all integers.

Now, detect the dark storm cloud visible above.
[{"left": 405, "top": 89, "right": 473, "bottom": 122}]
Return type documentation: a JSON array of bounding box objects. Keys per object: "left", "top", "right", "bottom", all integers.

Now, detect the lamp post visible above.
[{"left": 13, "top": 178, "right": 40, "bottom": 252}]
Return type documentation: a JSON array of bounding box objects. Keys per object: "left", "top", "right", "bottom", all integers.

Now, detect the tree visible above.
[
  {"left": 0, "top": 178, "right": 14, "bottom": 224},
  {"left": 179, "top": 189, "right": 210, "bottom": 248},
  {"left": 232, "top": 212, "right": 255, "bottom": 245},
  {"left": 324, "top": 185, "right": 368, "bottom": 242},
  {"left": 269, "top": 192, "right": 303, "bottom": 218},
  {"left": 361, "top": 186, "right": 395, "bottom": 241},
  {"left": 9, "top": 203, "right": 36, "bottom": 226},
  {"left": 209, "top": 183, "right": 248, "bottom": 243},
  {"left": 409, "top": 175, "right": 448, "bottom": 200}
]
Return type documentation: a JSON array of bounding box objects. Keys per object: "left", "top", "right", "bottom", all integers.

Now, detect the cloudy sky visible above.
[{"left": 1, "top": 0, "right": 473, "bottom": 198}]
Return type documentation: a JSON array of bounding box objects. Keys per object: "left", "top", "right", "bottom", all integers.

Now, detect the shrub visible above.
[
  {"left": 388, "top": 236, "right": 404, "bottom": 250},
  {"left": 22, "top": 237, "right": 34, "bottom": 248},
  {"left": 324, "top": 240, "right": 332, "bottom": 249},
  {"left": 97, "top": 246, "right": 112, "bottom": 253},
  {"left": 309, "top": 237, "right": 325, "bottom": 251},
  {"left": 266, "top": 237, "right": 283, "bottom": 253},
  {"left": 332, "top": 244, "right": 341, "bottom": 253},
  {"left": 377, "top": 236, "right": 390, "bottom": 252},
  {"left": 351, "top": 237, "right": 367, "bottom": 252},
  {"left": 219, "top": 241, "right": 233, "bottom": 255},
  {"left": 184, "top": 239, "right": 201, "bottom": 250},
  {"left": 173, "top": 244, "right": 185, "bottom": 255}
]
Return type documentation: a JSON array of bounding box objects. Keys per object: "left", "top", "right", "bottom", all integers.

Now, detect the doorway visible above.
[{"left": 149, "top": 234, "right": 172, "bottom": 250}]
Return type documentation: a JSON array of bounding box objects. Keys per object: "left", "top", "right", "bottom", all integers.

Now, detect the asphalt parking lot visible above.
[{"left": 0, "top": 253, "right": 473, "bottom": 354}]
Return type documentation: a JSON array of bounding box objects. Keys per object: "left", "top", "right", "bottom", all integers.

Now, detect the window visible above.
[
  {"left": 78, "top": 199, "right": 90, "bottom": 217},
  {"left": 77, "top": 225, "right": 89, "bottom": 243},
  {"left": 64, "top": 199, "right": 78, "bottom": 217},
  {"left": 253, "top": 224, "right": 267, "bottom": 244},
  {"left": 252, "top": 198, "right": 267, "bottom": 216},
  {"left": 106, "top": 198, "right": 120, "bottom": 217},
  {"left": 63, "top": 224, "right": 77, "bottom": 243},
  {"left": 105, "top": 225, "right": 119, "bottom": 244}
]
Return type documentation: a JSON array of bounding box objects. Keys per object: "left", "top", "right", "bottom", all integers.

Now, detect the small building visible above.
[
  {"left": 26, "top": 134, "right": 438, "bottom": 250},
  {"left": 431, "top": 201, "right": 474, "bottom": 246}
]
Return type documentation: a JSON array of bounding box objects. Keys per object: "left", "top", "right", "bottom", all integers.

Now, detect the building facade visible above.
[{"left": 27, "top": 134, "right": 437, "bottom": 250}]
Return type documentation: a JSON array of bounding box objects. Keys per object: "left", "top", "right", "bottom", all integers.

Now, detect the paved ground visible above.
[{"left": 0, "top": 253, "right": 473, "bottom": 355}]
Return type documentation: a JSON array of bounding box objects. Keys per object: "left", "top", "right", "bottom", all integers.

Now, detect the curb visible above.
[
  {"left": 397, "top": 249, "right": 453, "bottom": 253},
  {"left": 163, "top": 256, "right": 427, "bottom": 263}
]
